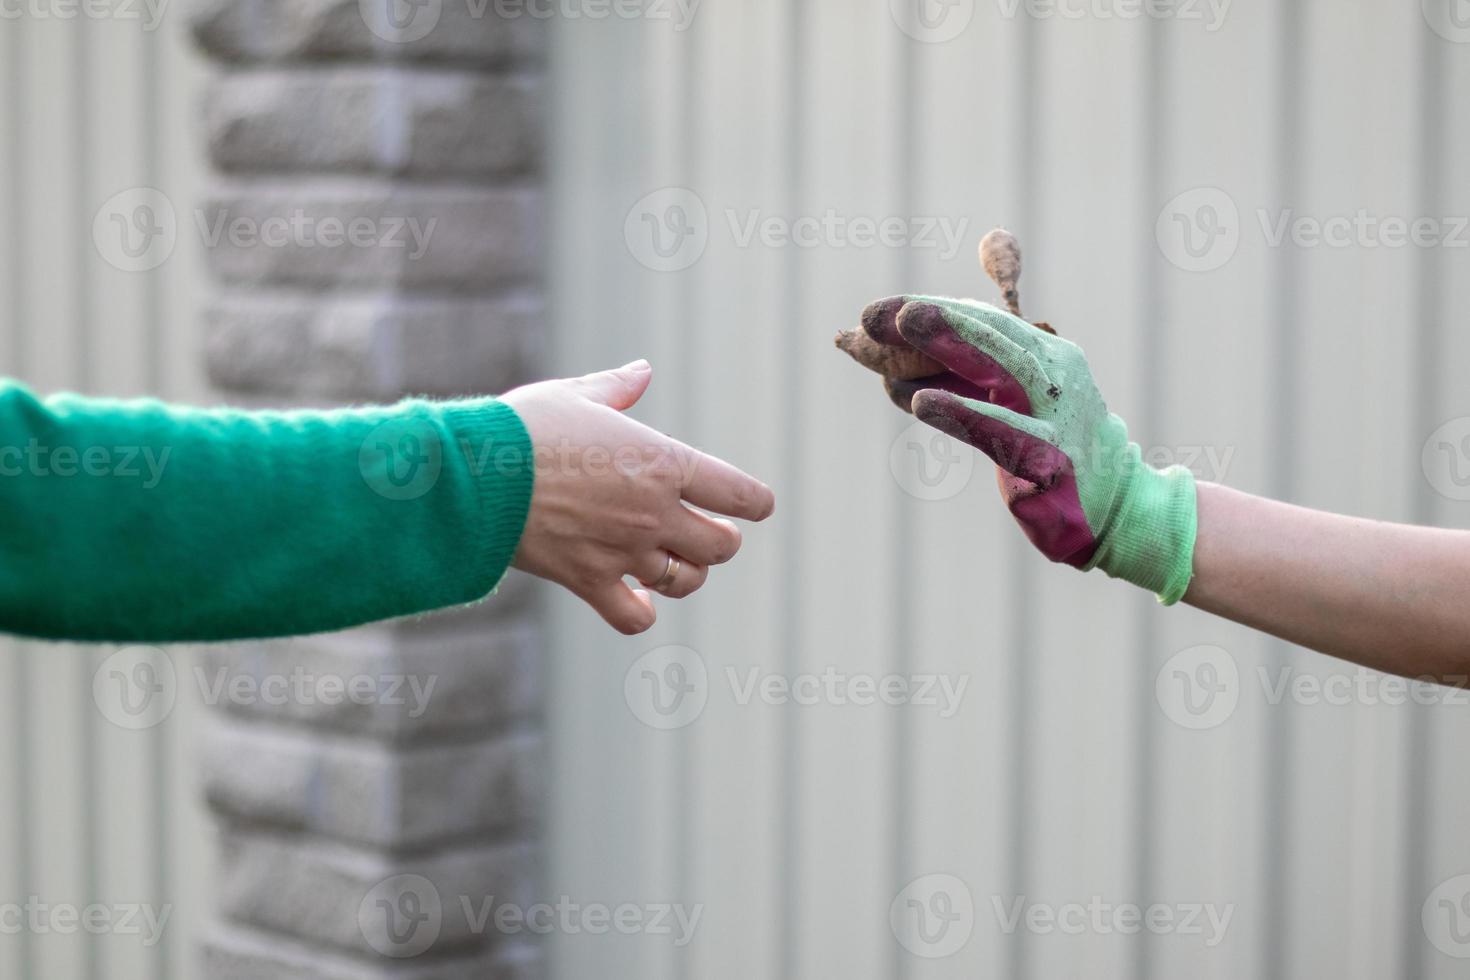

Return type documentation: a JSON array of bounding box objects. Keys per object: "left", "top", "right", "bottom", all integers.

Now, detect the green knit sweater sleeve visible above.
[{"left": 0, "top": 380, "right": 535, "bottom": 643}]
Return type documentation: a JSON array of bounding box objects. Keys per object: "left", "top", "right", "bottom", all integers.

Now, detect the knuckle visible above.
[
  {"left": 647, "top": 454, "right": 685, "bottom": 488},
  {"left": 626, "top": 509, "right": 662, "bottom": 536}
]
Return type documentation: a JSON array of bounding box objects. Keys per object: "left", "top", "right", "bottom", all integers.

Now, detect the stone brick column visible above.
[{"left": 186, "top": 2, "right": 547, "bottom": 976}]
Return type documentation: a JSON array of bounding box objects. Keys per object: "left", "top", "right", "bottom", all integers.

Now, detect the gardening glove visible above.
[{"left": 863, "top": 295, "right": 1198, "bottom": 605}]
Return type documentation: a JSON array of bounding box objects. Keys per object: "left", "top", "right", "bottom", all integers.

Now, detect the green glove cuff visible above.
[{"left": 1081, "top": 438, "right": 1198, "bottom": 605}]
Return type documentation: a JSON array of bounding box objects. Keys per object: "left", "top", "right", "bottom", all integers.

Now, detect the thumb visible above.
[{"left": 577, "top": 359, "right": 652, "bottom": 410}]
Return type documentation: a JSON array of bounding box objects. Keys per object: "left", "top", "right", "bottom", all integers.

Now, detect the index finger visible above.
[{"left": 670, "top": 444, "right": 776, "bottom": 522}]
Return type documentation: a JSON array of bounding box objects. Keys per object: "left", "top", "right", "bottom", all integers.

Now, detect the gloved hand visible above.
[{"left": 859, "top": 295, "right": 1198, "bottom": 604}]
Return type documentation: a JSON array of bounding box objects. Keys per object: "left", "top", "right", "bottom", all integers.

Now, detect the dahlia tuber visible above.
[
  {"left": 832, "top": 327, "right": 945, "bottom": 381},
  {"left": 835, "top": 227, "right": 1058, "bottom": 384},
  {"left": 979, "top": 227, "right": 1055, "bottom": 335}
]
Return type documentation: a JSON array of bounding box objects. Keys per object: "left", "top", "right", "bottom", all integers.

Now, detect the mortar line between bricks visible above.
[
  {"left": 208, "top": 816, "right": 541, "bottom": 864},
  {"left": 206, "top": 917, "right": 538, "bottom": 975},
  {"left": 202, "top": 174, "right": 545, "bottom": 191},
  {"left": 214, "top": 64, "right": 546, "bottom": 81},
  {"left": 196, "top": 56, "right": 548, "bottom": 73},
  {"left": 205, "top": 709, "right": 545, "bottom": 752},
  {"left": 205, "top": 284, "right": 546, "bottom": 304}
]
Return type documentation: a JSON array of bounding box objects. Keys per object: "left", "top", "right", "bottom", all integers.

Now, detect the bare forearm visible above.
[{"left": 1184, "top": 482, "right": 1470, "bottom": 683}]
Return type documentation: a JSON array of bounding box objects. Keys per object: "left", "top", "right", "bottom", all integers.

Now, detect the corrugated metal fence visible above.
[
  {"left": 6, "top": 4, "right": 1470, "bottom": 980},
  {"left": 1, "top": 10, "right": 207, "bottom": 980},
  {"left": 545, "top": 2, "right": 1470, "bottom": 979}
]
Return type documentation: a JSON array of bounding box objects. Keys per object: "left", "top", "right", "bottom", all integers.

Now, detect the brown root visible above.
[
  {"left": 834, "top": 329, "right": 945, "bottom": 381},
  {"left": 979, "top": 228, "right": 1024, "bottom": 318}
]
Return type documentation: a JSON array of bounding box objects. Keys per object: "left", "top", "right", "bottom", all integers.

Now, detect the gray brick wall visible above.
[{"left": 188, "top": 3, "right": 547, "bottom": 975}]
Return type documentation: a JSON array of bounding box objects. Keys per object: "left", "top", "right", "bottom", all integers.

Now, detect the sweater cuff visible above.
[{"left": 439, "top": 398, "right": 535, "bottom": 600}]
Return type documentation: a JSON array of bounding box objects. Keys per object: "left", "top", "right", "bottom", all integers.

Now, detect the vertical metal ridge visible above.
[
  {"left": 142, "top": 20, "right": 163, "bottom": 394},
  {"left": 8, "top": 16, "right": 36, "bottom": 979},
  {"left": 673, "top": 19, "right": 699, "bottom": 980},
  {"left": 777, "top": 3, "right": 806, "bottom": 977},
  {"left": 1004, "top": 12, "right": 1039, "bottom": 980},
  {"left": 1132, "top": 13, "right": 1164, "bottom": 980},
  {"left": 72, "top": 17, "right": 100, "bottom": 980},
  {"left": 1401, "top": 16, "right": 1445, "bottom": 980},
  {"left": 1261, "top": 2, "right": 1304, "bottom": 977},
  {"left": 142, "top": 22, "right": 173, "bottom": 980},
  {"left": 888, "top": 23, "right": 918, "bottom": 980}
]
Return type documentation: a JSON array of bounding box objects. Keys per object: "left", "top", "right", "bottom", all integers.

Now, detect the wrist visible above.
[
  {"left": 1083, "top": 443, "right": 1198, "bottom": 605},
  {"left": 438, "top": 398, "right": 536, "bottom": 596}
]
